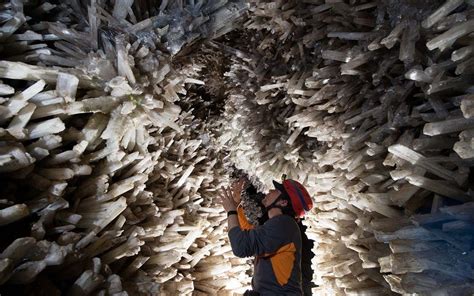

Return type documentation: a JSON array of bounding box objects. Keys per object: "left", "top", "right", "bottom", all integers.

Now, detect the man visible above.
[{"left": 219, "top": 178, "right": 313, "bottom": 295}]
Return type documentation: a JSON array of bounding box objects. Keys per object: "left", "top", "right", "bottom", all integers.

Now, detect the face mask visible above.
[
  {"left": 263, "top": 193, "right": 295, "bottom": 219},
  {"left": 260, "top": 194, "right": 286, "bottom": 223},
  {"left": 264, "top": 195, "right": 283, "bottom": 211}
]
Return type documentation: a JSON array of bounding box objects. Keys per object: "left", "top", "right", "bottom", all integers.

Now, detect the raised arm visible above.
[
  {"left": 237, "top": 204, "right": 255, "bottom": 230},
  {"left": 218, "top": 179, "right": 249, "bottom": 232}
]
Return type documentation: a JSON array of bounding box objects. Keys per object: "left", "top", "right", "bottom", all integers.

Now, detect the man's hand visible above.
[
  {"left": 219, "top": 186, "right": 238, "bottom": 212},
  {"left": 231, "top": 178, "right": 246, "bottom": 205},
  {"left": 219, "top": 178, "right": 246, "bottom": 212}
]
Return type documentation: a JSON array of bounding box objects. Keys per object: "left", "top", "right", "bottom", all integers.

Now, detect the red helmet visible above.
[{"left": 273, "top": 179, "right": 313, "bottom": 218}]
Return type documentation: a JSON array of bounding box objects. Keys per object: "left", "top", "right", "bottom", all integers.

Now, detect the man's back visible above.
[{"left": 229, "top": 214, "right": 303, "bottom": 295}]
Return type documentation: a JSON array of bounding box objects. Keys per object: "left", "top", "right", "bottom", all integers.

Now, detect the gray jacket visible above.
[{"left": 229, "top": 214, "right": 303, "bottom": 295}]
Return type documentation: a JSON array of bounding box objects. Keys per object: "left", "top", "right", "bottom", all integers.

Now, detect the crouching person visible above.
[{"left": 219, "top": 178, "right": 313, "bottom": 296}]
